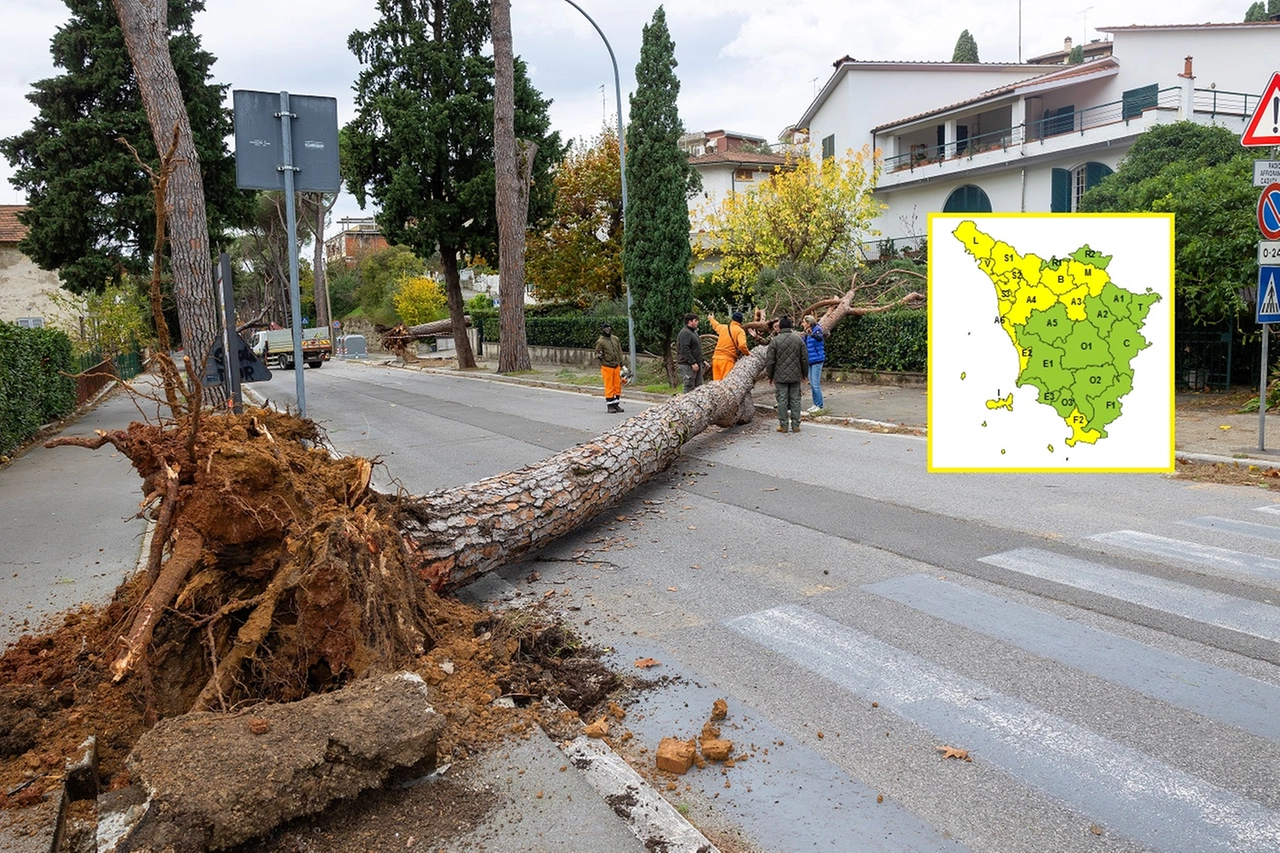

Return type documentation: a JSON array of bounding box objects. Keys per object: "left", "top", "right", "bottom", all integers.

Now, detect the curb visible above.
[
  {"left": 560, "top": 735, "right": 719, "bottom": 853},
  {"left": 1176, "top": 451, "right": 1280, "bottom": 470}
]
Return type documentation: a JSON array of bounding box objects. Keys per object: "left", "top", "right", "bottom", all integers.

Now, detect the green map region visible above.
[{"left": 953, "top": 220, "right": 1161, "bottom": 447}]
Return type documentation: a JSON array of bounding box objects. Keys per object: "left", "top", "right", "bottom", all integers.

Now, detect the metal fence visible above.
[{"left": 70, "top": 349, "right": 144, "bottom": 404}]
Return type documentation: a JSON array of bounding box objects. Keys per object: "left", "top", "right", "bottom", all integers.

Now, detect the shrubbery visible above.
[
  {"left": 0, "top": 325, "right": 77, "bottom": 456},
  {"left": 824, "top": 310, "right": 926, "bottom": 372}
]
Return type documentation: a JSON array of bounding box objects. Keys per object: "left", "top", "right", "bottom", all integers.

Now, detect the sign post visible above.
[
  {"left": 1258, "top": 267, "right": 1280, "bottom": 451},
  {"left": 233, "top": 90, "right": 340, "bottom": 417}
]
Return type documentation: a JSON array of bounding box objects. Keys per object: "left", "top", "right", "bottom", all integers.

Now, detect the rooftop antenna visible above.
[
  {"left": 1018, "top": 0, "right": 1022, "bottom": 62},
  {"left": 599, "top": 83, "right": 606, "bottom": 124},
  {"left": 1079, "top": 5, "right": 1093, "bottom": 43},
  {"left": 810, "top": 76, "right": 819, "bottom": 96}
]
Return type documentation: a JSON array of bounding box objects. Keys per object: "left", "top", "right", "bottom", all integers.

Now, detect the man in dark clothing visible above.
[
  {"left": 764, "top": 316, "right": 809, "bottom": 433},
  {"left": 594, "top": 323, "right": 625, "bottom": 413},
  {"left": 676, "top": 313, "right": 704, "bottom": 393}
]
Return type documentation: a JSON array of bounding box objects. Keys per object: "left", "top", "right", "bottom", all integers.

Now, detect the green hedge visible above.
[
  {"left": 472, "top": 308, "right": 926, "bottom": 373},
  {"left": 476, "top": 311, "right": 632, "bottom": 350},
  {"left": 824, "top": 310, "right": 926, "bottom": 373},
  {"left": 0, "top": 324, "right": 77, "bottom": 456}
]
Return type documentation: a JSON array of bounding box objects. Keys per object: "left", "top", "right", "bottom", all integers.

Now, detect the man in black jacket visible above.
[
  {"left": 675, "top": 313, "right": 704, "bottom": 393},
  {"left": 764, "top": 316, "right": 809, "bottom": 433}
]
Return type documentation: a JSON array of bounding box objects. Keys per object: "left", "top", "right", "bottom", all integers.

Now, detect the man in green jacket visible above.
[
  {"left": 764, "top": 316, "right": 809, "bottom": 433},
  {"left": 594, "top": 323, "right": 625, "bottom": 413}
]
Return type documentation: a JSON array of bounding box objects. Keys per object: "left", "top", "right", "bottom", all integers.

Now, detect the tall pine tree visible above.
[
  {"left": 1, "top": 0, "right": 249, "bottom": 296},
  {"left": 344, "top": 0, "right": 560, "bottom": 369},
  {"left": 624, "top": 6, "right": 699, "bottom": 383}
]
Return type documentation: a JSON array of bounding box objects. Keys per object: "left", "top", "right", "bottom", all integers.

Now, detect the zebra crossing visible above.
[{"left": 723, "top": 504, "right": 1280, "bottom": 852}]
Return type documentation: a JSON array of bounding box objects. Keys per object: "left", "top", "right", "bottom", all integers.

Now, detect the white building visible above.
[{"left": 794, "top": 22, "right": 1280, "bottom": 249}]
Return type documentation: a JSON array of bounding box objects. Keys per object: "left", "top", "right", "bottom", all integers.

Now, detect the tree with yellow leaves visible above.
[
  {"left": 392, "top": 276, "right": 448, "bottom": 327},
  {"left": 695, "top": 146, "right": 885, "bottom": 300}
]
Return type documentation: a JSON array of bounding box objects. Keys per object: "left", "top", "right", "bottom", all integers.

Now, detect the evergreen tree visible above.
[
  {"left": 624, "top": 6, "right": 700, "bottom": 382},
  {"left": 344, "top": 0, "right": 561, "bottom": 369},
  {"left": 0, "top": 0, "right": 249, "bottom": 295},
  {"left": 1245, "top": 2, "right": 1268, "bottom": 21},
  {"left": 952, "top": 29, "right": 979, "bottom": 63},
  {"left": 1067, "top": 45, "right": 1085, "bottom": 64}
]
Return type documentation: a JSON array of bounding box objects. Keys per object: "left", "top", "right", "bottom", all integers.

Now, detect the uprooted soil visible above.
[{"left": 0, "top": 404, "right": 629, "bottom": 843}]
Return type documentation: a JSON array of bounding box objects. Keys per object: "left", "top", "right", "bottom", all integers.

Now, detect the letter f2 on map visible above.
[{"left": 926, "top": 214, "right": 1174, "bottom": 473}]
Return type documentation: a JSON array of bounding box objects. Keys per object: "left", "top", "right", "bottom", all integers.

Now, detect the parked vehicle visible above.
[{"left": 250, "top": 328, "right": 332, "bottom": 370}]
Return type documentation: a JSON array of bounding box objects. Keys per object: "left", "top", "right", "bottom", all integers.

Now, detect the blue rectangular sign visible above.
[{"left": 1258, "top": 266, "right": 1280, "bottom": 323}]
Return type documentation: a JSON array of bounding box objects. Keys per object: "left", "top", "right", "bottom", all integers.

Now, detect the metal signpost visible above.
[
  {"left": 1241, "top": 75, "right": 1280, "bottom": 450},
  {"left": 233, "top": 90, "right": 340, "bottom": 417}
]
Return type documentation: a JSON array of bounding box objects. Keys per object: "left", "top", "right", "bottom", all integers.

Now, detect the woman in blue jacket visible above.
[{"left": 802, "top": 315, "right": 825, "bottom": 413}]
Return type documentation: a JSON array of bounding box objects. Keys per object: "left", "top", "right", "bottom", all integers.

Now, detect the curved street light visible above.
[{"left": 559, "top": 0, "right": 637, "bottom": 378}]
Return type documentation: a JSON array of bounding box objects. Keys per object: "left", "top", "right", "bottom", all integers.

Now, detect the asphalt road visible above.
[{"left": 134, "top": 362, "right": 1280, "bottom": 850}]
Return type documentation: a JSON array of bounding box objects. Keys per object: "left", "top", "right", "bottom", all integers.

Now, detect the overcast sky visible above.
[{"left": 0, "top": 0, "right": 1254, "bottom": 226}]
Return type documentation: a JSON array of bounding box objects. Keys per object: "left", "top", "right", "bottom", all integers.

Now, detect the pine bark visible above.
[
  {"left": 112, "top": 0, "right": 225, "bottom": 405},
  {"left": 402, "top": 350, "right": 762, "bottom": 591},
  {"left": 492, "top": 0, "right": 527, "bottom": 374}
]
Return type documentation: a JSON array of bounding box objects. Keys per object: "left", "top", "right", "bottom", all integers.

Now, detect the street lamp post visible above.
[{"left": 559, "top": 0, "right": 637, "bottom": 379}]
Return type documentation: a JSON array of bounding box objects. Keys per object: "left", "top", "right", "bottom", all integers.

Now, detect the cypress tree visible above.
[
  {"left": 952, "top": 30, "right": 980, "bottom": 63},
  {"left": 624, "top": 6, "right": 700, "bottom": 382}
]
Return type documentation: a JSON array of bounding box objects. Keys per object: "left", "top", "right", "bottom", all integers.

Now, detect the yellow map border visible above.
[{"left": 925, "top": 212, "right": 1175, "bottom": 474}]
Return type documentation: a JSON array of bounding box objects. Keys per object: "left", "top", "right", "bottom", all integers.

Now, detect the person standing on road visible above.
[
  {"left": 765, "top": 316, "right": 809, "bottom": 433},
  {"left": 676, "top": 313, "right": 705, "bottom": 393},
  {"left": 708, "top": 311, "right": 751, "bottom": 381},
  {"left": 802, "top": 314, "right": 826, "bottom": 414},
  {"left": 595, "top": 322, "right": 625, "bottom": 413}
]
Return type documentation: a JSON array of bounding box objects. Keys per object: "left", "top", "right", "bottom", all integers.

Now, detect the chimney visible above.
[
  {"left": 1064, "top": 37, "right": 1073, "bottom": 52},
  {"left": 1179, "top": 56, "right": 1194, "bottom": 79}
]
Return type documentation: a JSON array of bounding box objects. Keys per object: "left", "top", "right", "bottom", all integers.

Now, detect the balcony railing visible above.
[{"left": 883, "top": 86, "right": 1190, "bottom": 173}]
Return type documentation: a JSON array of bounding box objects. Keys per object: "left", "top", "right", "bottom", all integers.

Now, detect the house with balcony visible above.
[
  {"left": 794, "top": 21, "right": 1279, "bottom": 249},
  {"left": 323, "top": 217, "right": 389, "bottom": 267}
]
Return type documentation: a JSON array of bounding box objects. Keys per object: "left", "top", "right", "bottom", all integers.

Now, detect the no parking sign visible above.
[{"left": 1259, "top": 182, "right": 1280, "bottom": 241}]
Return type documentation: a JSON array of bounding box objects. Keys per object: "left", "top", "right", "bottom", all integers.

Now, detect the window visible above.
[
  {"left": 942, "top": 185, "right": 992, "bottom": 213},
  {"left": 1051, "top": 163, "right": 1113, "bottom": 212},
  {"left": 15, "top": 317, "right": 44, "bottom": 329},
  {"left": 1122, "top": 84, "right": 1158, "bottom": 120},
  {"left": 821, "top": 134, "right": 835, "bottom": 161},
  {"left": 734, "top": 168, "right": 754, "bottom": 181}
]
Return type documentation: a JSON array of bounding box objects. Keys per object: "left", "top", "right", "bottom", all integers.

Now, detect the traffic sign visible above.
[
  {"left": 1241, "top": 73, "right": 1280, "bottom": 147},
  {"left": 1257, "top": 161, "right": 1280, "bottom": 188},
  {"left": 1260, "top": 183, "right": 1280, "bottom": 240},
  {"left": 1259, "top": 267, "right": 1280, "bottom": 323},
  {"left": 1261, "top": 242, "right": 1280, "bottom": 265}
]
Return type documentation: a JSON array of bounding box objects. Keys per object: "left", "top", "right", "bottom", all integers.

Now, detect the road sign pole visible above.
[
  {"left": 279, "top": 92, "right": 307, "bottom": 419},
  {"left": 1262, "top": 324, "right": 1270, "bottom": 452},
  {"left": 218, "top": 253, "right": 243, "bottom": 414}
]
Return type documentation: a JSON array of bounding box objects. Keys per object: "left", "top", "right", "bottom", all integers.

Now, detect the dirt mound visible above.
[{"left": 1, "top": 405, "right": 626, "bottom": 820}]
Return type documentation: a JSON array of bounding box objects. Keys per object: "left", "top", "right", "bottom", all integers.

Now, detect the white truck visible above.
[{"left": 250, "top": 327, "right": 333, "bottom": 370}]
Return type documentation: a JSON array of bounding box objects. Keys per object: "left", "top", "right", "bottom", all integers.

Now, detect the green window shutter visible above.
[
  {"left": 943, "top": 185, "right": 992, "bottom": 213},
  {"left": 1084, "top": 161, "right": 1112, "bottom": 190},
  {"left": 821, "top": 134, "right": 835, "bottom": 160},
  {"left": 1122, "top": 84, "right": 1158, "bottom": 120},
  {"left": 1051, "top": 168, "right": 1071, "bottom": 213}
]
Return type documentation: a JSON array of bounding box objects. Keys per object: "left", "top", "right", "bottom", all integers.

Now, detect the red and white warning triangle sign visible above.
[{"left": 1242, "top": 72, "right": 1280, "bottom": 147}]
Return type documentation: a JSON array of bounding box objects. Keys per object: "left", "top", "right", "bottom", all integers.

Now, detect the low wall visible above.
[{"left": 823, "top": 367, "right": 926, "bottom": 388}]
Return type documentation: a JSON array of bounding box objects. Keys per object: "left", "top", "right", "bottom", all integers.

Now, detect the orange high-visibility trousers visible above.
[
  {"left": 601, "top": 365, "right": 622, "bottom": 400},
  {"left": 711, "top": 355, "right": 736, "bottom": 381}
]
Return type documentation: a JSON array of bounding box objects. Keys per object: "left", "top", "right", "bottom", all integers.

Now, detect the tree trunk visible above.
[
  {"left": 401, "top": 350, "right": 762, "bottom": 591},
  {"left": 439, "top": 246, "right": 477, "bottom": 369},
  {"left": 310, "top": 193, "right": 336, "bottom": 331},
  {"left": 492, "top": 0, "right": 531, "bottom": 374},
  {"left": 112, "top": 0, "right": 226, "bottom": 406}
]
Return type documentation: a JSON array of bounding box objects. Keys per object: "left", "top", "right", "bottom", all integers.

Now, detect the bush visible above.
[
  {"left": 0, "top": 325, "right": 77, "bottom": 456},
  {"left": 825, "top": 310, "right": 926, "bottom": 373},
  {"left": 480, "top": 313, "right": 631, "bottom": 349}
]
